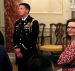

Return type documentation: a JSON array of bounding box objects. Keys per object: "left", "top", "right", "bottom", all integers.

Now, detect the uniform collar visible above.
[{"left": 22, "top": 15, "right": 28, "bottom": 21}]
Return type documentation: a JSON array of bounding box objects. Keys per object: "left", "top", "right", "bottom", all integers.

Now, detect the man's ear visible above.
[{"left": 26, "top": 9, "right": 30, "bottom": 14}]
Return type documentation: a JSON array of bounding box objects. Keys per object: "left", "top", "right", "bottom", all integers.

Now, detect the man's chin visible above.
[{"left": 19, "top": 15, "right": 23, "bottom": 17}]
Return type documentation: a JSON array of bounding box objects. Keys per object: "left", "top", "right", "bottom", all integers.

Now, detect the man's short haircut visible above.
[{"left": 19, "top": 3, "right": 31, "bottom": 11}]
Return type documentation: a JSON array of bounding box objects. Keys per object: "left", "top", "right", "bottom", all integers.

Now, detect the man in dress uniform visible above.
[{"left": 13, "top": 3, "right": 39, "bottom": 71}]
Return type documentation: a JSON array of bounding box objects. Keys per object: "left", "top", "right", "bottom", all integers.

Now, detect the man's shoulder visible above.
[
  {"left": 28, "top": 16, "right": 38, "bottom": 23},
  {"left": 15, "top": 19, "right": 22, "bottom": 25},
  {"left": 28, "top": 16, "right": 38, "bottom": 22},
  {"left": 32, "top": 19, "right": 38, "bottom": 23}
]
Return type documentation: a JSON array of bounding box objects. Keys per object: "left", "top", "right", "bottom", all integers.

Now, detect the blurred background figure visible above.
[
  {"left": 0, "top": 31, "right": 12, "bottom": 71},
  {"left": 0, "top": 31, "right": 4, "bottom": 45},
  {"left": 27, "top": 54, "right": 52, "bottom": 71}
]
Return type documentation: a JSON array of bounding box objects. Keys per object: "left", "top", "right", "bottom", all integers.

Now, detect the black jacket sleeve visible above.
[
  {"left": 13, "top": 21, "right": 19, "bottom": 48},
  {"left": 31, "top": 20, "right": 39, "bottom": 44}
]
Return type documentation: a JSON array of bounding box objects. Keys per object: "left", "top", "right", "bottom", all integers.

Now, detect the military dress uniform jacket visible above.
[{"left": 13, "top": 15, "right": 39, "bottom": 54}]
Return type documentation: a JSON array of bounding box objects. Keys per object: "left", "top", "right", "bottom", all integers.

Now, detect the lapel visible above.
[{"left": 25, "top": 15, "right": 33, "bottom": 25}]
